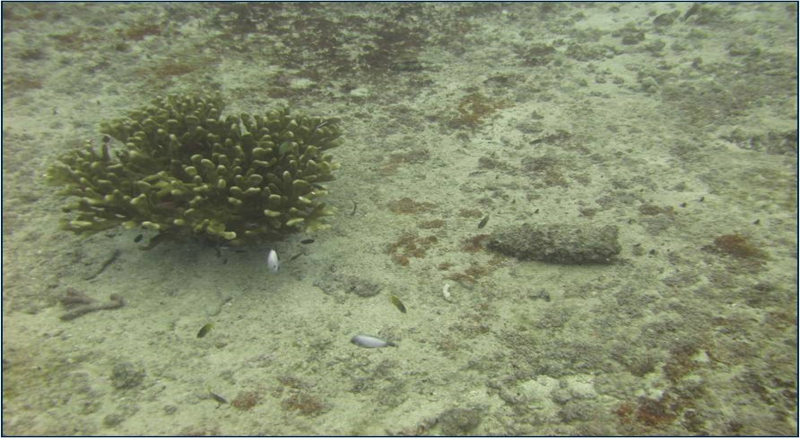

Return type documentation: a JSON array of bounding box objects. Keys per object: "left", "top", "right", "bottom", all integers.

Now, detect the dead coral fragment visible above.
[
  {"left": 60, "top": 288, "right": 95, "bottom": 306},
  {"left": 488, "top": 223, "right": 620, "bottom": 264},
  {"left": 60, "top": 293, "right": 126, "bottom": 321}
]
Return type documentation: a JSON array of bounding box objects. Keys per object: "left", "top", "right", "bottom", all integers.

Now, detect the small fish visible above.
[
  {"left": 310, "top": 120, "right": 329, "bottom": 136},
  {"left": 290, "top": 252, "right": 304, "bottom": 261},
  {"left": 310, "top": 118, "right": 340, "bottom": 136},
  {"left": 350, "top": 334, "right": 397, "bottom": 348},
  {"left": 208, "top": 390, "right": 228, "bottom": 406},
  {"left": 278, "top": 141, "right": 292, "bottom": 156},
  {"left": 389, "top": 295, "right": 407, "bottom": 314},
  {"left": 197, "top": 323, "right": 214, "bottom": 338},
  {"left": 267, "top": 249, "right": 279, "bottom": 273},
  {"left": 134, "top": 234, "right": 143, "bottom": 243},
  {"left": 478, "top": 215, "right": 490, "bottom": 229},
  {"left": 300, "top": 239, "right": 315, "bottom": 244}
]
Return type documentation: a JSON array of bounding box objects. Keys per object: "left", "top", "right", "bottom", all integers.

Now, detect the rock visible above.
[
  {"left": 438, "top": 407, "right": 482, "bottom": 435},
  {"left": 103, "top": 413, "right": 126, "bottom": 428},
  {"left": 110, "top": 361, "right": 145, "bottom": 390}
]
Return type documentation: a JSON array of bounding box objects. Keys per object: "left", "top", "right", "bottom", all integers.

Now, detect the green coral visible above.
[{"left": 47, "top": 94, "right": 342, "bottom": 245}]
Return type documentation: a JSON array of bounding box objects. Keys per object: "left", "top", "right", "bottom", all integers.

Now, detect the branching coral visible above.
[{"left": 47, "top": 94, "right": 342, "bottom": 245}]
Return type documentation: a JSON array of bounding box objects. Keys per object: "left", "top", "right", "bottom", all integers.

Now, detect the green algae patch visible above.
[{"left": 47, "top": 94, "right": 341, "bottom": 245}]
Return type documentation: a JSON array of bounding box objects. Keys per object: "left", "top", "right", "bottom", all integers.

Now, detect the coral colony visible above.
[{"left": 48, "top": 94, "right": 342, "bottom": 245}]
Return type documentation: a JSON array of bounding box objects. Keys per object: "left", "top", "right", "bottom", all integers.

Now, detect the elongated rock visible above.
[{"left": 488, "top": 223, "right": 620, "bottom": 264}]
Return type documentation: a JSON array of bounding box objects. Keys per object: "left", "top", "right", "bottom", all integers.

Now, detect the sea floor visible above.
[{"left": 2, "top": 3, "right": 797, "bottom": 435}]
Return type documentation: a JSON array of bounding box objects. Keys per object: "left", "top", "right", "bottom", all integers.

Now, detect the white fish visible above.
[
  {"left": 350, "top": 334, "right": 397, "bottom": 348},
  {"left": 267, "top": 249, "right": 279, "bottom": 273}
]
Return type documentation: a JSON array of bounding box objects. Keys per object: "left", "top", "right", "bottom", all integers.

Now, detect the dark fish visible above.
[
  {"left": 478, "top": 215, "right": 490, "bottom": 229},
  {"left": 290, "top": 252, "right": 304, "bottom": 261},
  {"left": 134, "top": 234, "right": 143, "bottom": 243},
  {"left": 300, "top": 239, "right": 315, "bottom": 244},
  {"left": 310, "top": 121, "right": 329, "bottom": 136},
  {"left": 209, "top": 390, "right": 228, "bottom": 406},
  {"left": 197, "top": 323, "right": 215, "bottom": 338},
  {"left": 84, "top": 249, "right": 121, "bottom": 281},
  {"left": 310, "top": 118, "right": 341, "bottom": 136},
  {"left": 389, "top": 295, "right": 407, "bottom": 314},
  {"left": 139, "top": 233, "right": 169, "bottom": 251}
]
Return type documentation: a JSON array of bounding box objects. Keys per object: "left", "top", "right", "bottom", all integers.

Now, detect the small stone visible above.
[
  {"left": 550, "top": 387, "right": 573, "bottom": 405},
  {"left": 103, "top": 413, "right": 126, "bottom": 427},
  {"left": 110, "top": 361, "right": 145, "bottom": 390},
  {"left": 345, "top": 276, "right": 382, "bottom": 298},
  {"left": 621, "top": 32, "right": 644, "bottom": 45},
  {"left": 653, "top": 11, "right": 678, "bottom": 26},
  {"left": 438, "top": 407, "right": 482, "bottom": 435}
]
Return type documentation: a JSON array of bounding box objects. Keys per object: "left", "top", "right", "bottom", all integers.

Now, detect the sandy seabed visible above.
[{"left": 2, "top": 3, "right": 797, "bottom": 435}]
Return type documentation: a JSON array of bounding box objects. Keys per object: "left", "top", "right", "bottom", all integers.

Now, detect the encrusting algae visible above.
[{"left": 47, "top": 94, "right": 342, "bottom": 246}]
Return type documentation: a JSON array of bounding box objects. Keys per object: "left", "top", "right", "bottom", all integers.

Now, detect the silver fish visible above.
[
  {"left": 350, "top": 334, "right": 397, "bottom": 348},
  {"left": 267, "top": 249, "right": 279, "bottom": 273}
]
